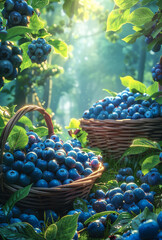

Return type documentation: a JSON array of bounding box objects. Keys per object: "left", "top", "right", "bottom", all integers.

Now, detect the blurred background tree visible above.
[{"left": 0, "top": 0, "right": 161, "bottom": 132}]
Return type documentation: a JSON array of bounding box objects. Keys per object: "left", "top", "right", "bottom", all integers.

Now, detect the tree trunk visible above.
[{"left": 138, "top": 38, "right": 146, "bottom": 83}]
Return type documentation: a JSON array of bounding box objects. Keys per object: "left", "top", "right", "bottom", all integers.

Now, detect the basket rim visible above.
[
  {"left": 3, "top": 164, "right": 104, "bottom": 193},
  {"left": 80, "top": 117, "right": 162, "bottom": 124}
]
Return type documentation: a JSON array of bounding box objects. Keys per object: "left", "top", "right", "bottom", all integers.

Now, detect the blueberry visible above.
[
  {"left": 87, "top": 220, "right": 105, "bottom": 238},
  {"left": 14, "top": 150, "right": 25, "bottom": 161},
  {"left": 133, "top": 188, "right": 145, "bottom": 202},
  {"left": 139, "top": 219, "right": 159, "bottom": 240},
  {"left": 148, "top": 171, "right": 160, "bottom": 186},
  {"left": 49, "top": 179, "right": 62, "bottom": 187},
  {"left": 19, "top": 173, "right": 30, "bottom": 186},
  {"left": 19, "top": 213, "right": 29, "bottom": 222},
  {"left": 12, "top": 206, "right": 21, "bottom": 218},
  {"left": 5, "top": 170, "right": 19, "bottom": 184},
  {"left": 141, "top": 183, "right": 150, "bottom": 193},
  {"left": 26, "top": 152, "right": 37, "bottom": 163},
  {"left": 42, "top": 171, "right": 54, "bottom": 182},
  {"left": 44, "top": 139, "right": 55, "bottom": 149},
  {"left": 56, "top": 168, "right": 69, "bottom": 181},
  {"left": 0, "top": 60, "right": 13, "bottom": 77},
  {"left": 63, "top": 179, "right": 73, "bottom": 184},
  {"left": 47, "top": 160, "right": 59, "bottom": 173},
  {"left": 4, "top": 0, "right": 14, "bottom": 11},
  {"left": 31, "top": 167, "right": 42, "bottom": 182},
  {"left": 65, "top": 156, "right": 76, "bottom": 168},
  {"left": 10, "top": 54, "right": 23, "bottom": 68},
  {"left": 124, "top": 190, "right": 135, "bottom": 204},
  {"left": 75, "top": 162, "right": 84, "bottom": 174},
  {"left": 27, "top": 215, "right": 39, "bottom": 228},
  {"left": 10, "top": 218, "right": 21, "bottom": 224},
  {"left": 109, "top": 187, "right": 123, "bottom": 200},
  {"left": 42, "top": 147, "right": 55, "bottom": 161},
  {"left": 78, "top": 211, "right": 91, "bottom": 223},
  {"left": 137, "top": 199, "right": 153, "bottom": 212},
  {"left": 3, "top": 152, "right": 14, "bottom": 166},
  {"left": 35, "top": 179, "right": 48, "bottom": 188},
  {"left": 93, "top": 200, "right": 107, "bottom": 213},
  {"left": 0, "top": 45, "right": 12, "bottom": 60},
  {"left": 126, "top": 176, "right": 135, "bottom": 183},
  {"left": 111, "top": 193, "right": 123, "bottom": 208},
  {"left": 23, "top": 162, "right": 35, "bottom": 174},
  {"left": 128, "top": 204, "right": 140, "bottom": 215},
  {"left": 9, "top": 11, "right": 22, "bottom": 25},
  {"left": 50, "top": 135, "right": 60, "bottom": 142},
  {"left": 95, "top": 190, "right": 106, "bottom": 199},
  {"left": 45, "top": 210, "right": 58, "bottom": 223},
  {"left": 77, "top": 151, "right": 88, "bottom": 163}
]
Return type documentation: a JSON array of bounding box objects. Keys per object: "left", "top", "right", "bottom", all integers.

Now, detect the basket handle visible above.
[{"left": 0, "top": 105, "right": 54, "bottom": 162}]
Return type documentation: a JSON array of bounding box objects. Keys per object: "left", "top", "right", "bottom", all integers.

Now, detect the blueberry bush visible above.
[{"left": 0, "top": 0, "right": 162, "bottom": 240}]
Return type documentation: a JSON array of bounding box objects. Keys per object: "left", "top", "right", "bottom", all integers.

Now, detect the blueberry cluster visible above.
[
  {"left": 0, "top": 41, "right": 23, "bottom": 86},
  {"left": 115, "top": 167, "right": 134, "bottom": 182},
  {"left": 82, "top": 88, "right": 162, "bottom": 120},
  {"left": 116, "top": 212, "right": 162, "bottom": 240},
  {"left": 3, "top": 131, "right": 103, "bottom": 187},
  {"left": 0, "top": 205, "right": 78, "bottom": 239},
  {"left": 152, "top": 62, "right": 162, "bottom": 82},
  {"left": 2, "top": 0, "right": 34, "bottom": 28},
  {"left": 68, "top": 181, "right": 157, "bottom": 238},
  {"left": 27, "top": 38, "right": 51, "bottom": 64},
  {"left": 136, "top": 167, "right": 161, "bottom": 186}
]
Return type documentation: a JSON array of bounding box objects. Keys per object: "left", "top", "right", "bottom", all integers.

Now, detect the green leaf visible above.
[
  {"left": 107, "top": 9, "right": 130, "bottom": 32},
  {"left": 8, "top": 127, "right": 28, "bottom": 150},
  {"left": 142, "top": 155, "right": 160, "bottom": 175},
  {"left": 73, "top": 198, "right": 88, "bottom": 212},
  {"left": 33, "top": 126, "right": 48, "bottom": 137},
  {"left": 8, "top": 105, "right": 17, "bottom": 117},
  {"left": 0, "top": 26, "right": 32, "bottom": 42},
  {"left": 63, "top": 0, "right": 80, "bottom": 18},
  {"left": 45, "top": 224, "right": 57, "bottom": 240},
  {"left": 122, "top": 32, "right": 142, "bottom": 44},
  {"left": 31, "top": 0, "right": 49, "bottom": 8},
  {"left": 3, "top": 184, "right": 32, "bottom": 217},
  {"left": 65, "top": 118, "right": 80, "bottom": 129},
  {"left": 140, "top": 0, "right": 155, "bottom": 5},
  {"left": 114, "top": 0, "right": 139, "bottom": 9},
  {"left": 106, "top": 180, "right": 119, "bottom": 189},
  {"left": 157, "top": 0, "right": 162, "bottom": 8},
  {"left": 110, "top": 212, "right": 133, "bottom": 235},
  {"left": 29, "top": 13, "right": 45, "bottom": 34},
  {"left": 146, "top": 82, "right": 158, "bottom": 96},
  {"left": 48, "top": 39, "right": 68, "bottom": 58},
  {"left": 103, "top": 89, "right": 117, "bottom": 97},
  {"left": 18, "top": 116, "right": 33, "bottom": 129},
  {"left": 147, "top": 38, "right": 159, "bottom": 51},
  {"left": 84, "top": 211, "right": 119, "bottom": 225},
  {"left": 56, "top": 214, "right": 79, "bottom": 240},
  {"left": 120, "top": 76, "right": 147, "bottom": 94},
  {"left": 0, "top": 222, "right": 43, "bottom": 240},
  {"left": 121, "top": 146, "right": 147, "bottom": 159},
  {"left": 156, "top": 97, "right": 162, "bottom": 104},
  {"left": 131, "top": 207, "right": 157, "bottom": 230},
  {"left": 131, "top": 138, "right": 161, "bottom": 150},
  {"left": 151, "top": 23, "right": 162, "bottom": 38},
  {"left": 20, "top": 42, "right": 32, "bottom": 71},
  {"left": 128, "top": 7, "right": 154, "bottom": 26}
]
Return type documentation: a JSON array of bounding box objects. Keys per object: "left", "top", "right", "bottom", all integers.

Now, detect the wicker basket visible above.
[
  {"left": 80, "top": 117, "right": 162, "bottom": 159},
  {"left": 0, "top": 105, "right": 104, "bottom": 211}
]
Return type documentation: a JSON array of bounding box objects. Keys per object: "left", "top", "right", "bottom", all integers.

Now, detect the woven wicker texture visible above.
[
  {"left": 80, "top": 117, "right": 162, "bottom": 159},
  {"left": 0, "top": 105, "right": 104, "bottom": 211}
]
